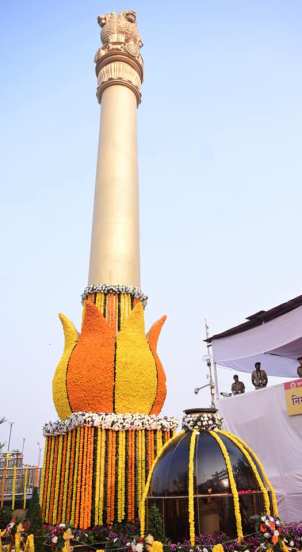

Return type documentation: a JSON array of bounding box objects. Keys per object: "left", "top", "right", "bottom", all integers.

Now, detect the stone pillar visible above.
[
  {"left": 48, "top": 12, "right": 170, "bottom": 529},
  {"left": 88, "top": 10, "right": 143, "bottom": 288}
]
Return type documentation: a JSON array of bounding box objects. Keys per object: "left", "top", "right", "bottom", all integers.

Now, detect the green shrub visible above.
[
  {"left": 26, "top": 488, "right": 44, "bottom": 552},
  {"left": 147, "top": 504, "right": 165, "bottom": 541},
  {"left": 0, "top": 506, "right": 12, "bottom": 529}
]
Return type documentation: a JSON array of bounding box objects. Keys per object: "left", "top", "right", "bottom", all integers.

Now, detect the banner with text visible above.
[{"left": 284, "top": 379, "right": 302, "bottom": 416}]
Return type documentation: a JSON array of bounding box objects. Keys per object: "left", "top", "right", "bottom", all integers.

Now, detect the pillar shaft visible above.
[{"left": 88, "top": 85, "right": 140, "bottom": 287}]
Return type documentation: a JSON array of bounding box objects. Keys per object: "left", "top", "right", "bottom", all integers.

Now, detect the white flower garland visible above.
[
  {"left": 81, "top": 284, "right": 148, "bottom": 306},
  {"left": 43, "top": 412, "right": 178, "bottom": 436},
  {"left": 182, "top": 411, "right": 223, "bottom": 432}
]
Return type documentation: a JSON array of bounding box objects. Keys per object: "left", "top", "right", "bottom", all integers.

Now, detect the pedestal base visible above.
[{"left": 40, "top": 413, "right": 177, "bottom": 528}]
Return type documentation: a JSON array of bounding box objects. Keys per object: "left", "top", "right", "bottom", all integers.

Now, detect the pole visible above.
[
  {"left": 213, "top": 360, "right": 219, "bottom": 399},
  {"left": 204, "top": 320, "right": 219, "bottom": 402},
  {"left": 22, "top": 438, "right": 25, "bottom": 455},
  {"left": 7, "top": 422, "right": 14, "bottom": 452}
]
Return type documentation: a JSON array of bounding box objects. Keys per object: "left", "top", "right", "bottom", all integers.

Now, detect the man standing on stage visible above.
[
  {"left": 231, "top": 374, "right": 245, "bottom": 395},
  {"left": 251, "top": 362, "right": 268, "bottom": 390}
]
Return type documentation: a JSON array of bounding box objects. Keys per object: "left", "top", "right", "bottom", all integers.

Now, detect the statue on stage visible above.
[{"left": 251, "top": 361, "right": 268, "bottom": 390}]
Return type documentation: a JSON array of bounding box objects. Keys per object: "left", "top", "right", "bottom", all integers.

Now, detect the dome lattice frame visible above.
[{"left": 140, "top": 426, "right": 278, "bottom": 544}]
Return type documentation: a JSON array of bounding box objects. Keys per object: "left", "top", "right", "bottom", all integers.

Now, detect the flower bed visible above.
[{"left": 42, "top": 520, "right": 302, "bottom": 552}]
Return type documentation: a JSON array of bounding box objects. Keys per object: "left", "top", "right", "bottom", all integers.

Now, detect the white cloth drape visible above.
[
  {"left": 212, "top": 305, "right": 302, "bottom": 377},
  {"left": 218, "top": 382, "right": 302, "bottom": 522}
]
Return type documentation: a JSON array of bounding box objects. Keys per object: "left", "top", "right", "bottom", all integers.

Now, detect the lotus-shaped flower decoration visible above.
[{"left": 52, "top": 298, "right": 167, "bottom": 419}]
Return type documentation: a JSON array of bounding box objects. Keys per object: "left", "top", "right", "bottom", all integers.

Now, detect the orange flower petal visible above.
[
  {"left": 147, "top": 316, "right": 167, "bottom": 415},
  {"left": 67, "top": 302, "right": 115, "bottom": 412}
]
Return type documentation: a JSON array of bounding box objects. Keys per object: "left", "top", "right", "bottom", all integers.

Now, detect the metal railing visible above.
[{"left": 0, "top": 465, "right": 41, "bottom": 508}]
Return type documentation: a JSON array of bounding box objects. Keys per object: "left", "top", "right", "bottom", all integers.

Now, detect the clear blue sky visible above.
[{"left": 1, "top": 0, "right": 302, "bottom": 463}]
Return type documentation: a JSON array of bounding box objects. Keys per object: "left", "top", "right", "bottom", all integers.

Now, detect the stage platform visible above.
[{"left": 218, "top": 381, "right": 302, "bottom": 522}]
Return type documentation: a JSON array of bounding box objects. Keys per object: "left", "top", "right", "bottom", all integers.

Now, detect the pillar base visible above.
[{"left": 40, "top": 412, "right": 177, "bottom": 528}]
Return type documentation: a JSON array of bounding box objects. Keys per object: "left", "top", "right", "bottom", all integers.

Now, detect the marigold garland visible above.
[
  {"left": 40, "top": 422, "right": 172, "bottom": 528},
  {"left": 107, "top": 430, "right": 116, "bottom": 525},
  {"left": 62, "top": 432, "right": 72, "bottom": 522},
  {"left": 156, "top": 430, "right": 163, "bottom": 455},
  {"left": 141, "top": 430, "right": 146, "bottom": 505},
  {"left": 83, "top": 427, "right": 89, "bottom": 527},
  {"left": 136, "top": 431, "right": 141, "bottom": 506},
  {"left": 128, "top": 430, "right": 135, "bottom": 522},
  {"left": 39, "top": 438, "right": 48, "bottom": 509},
  {"left": 122, "top": 430, "right": 126, "bottom": 519},
  {"left": 106, "top": 293, "right": 116, "bottom": 330},
  {"left": 75, "top": 427, "right": 85, "bottom": 527},
  {"left": 67, "top": 430, "right": 76, "bottom": 522},
  {"left": 140, "top": 431, "right": 185, "bottom": 537},
  {"left": 15, "top": 533, "right": 21, "bottom": 552},
  {"left": 120, "top": 294, "right": 132, "bottom": 329},
  {"left": 99, "top": 428, "right": 106, "bottom": 525},
  {"left": 45, "top": 437, "right": 55, "bottom": 522},
  {"left": 117, "top": 431, "right": 126, "bottom": 522},
  {"left": 139, "top": 430, "right": 144, "bottom": 506},
  {"left": 23, "top": 467, "right": 29, "bottom": 510},
  {"left": 95, "top": 292, "right": 104, "bottom": 314},
  {"left": 41, "top": 438, "right": 50, "bottom": 516},
  {"left": 71, "top": 428, "right": 81, "bottom": 526},
  {"left": 209, "top": 431, "right": 243, "bottom": 542},
  {"left": 87, "top": 427, "right": 94, "bottom": 528},
  {"left": 0, "top": 457, "right": 8, "bottom": 508},
  {"left": 53, "top": 434, "right": 63, "bottom": 524},
  {"left": 224, "top": 431, "right": 279, "bottom": 517},
  {"left": 106, "top": 430, "right": 112, "bottom": 524},
  {"left": 85, "top": 426, "right": 91, "bottom": 528},
  {"left": 58, "top": 434, "right": 67, "bottom": 522},
  {"left": 49, "top": 437, "right": 59, "bottom": 521},
  {"left": 11, "top": 465, "right": 17, "bottom": 511},
  {"left": 42, "top": 438, "right": 49, "bottom": 519},
  {"left": 79, "top": 427, "right": 88, "bottom": 528},
  {"left": 218, "top": 430, "right": 271, "bottom": 515},
  {"left": 188, "top": 431, "right": 198, "bottom": 545},
  {"left": 94, "top": 428, "right": 101, "bottom": 526},
  {"left": 148, "top": 431, "right": 155, "bottom": 470},
  {"left": 85, "top": 427, "right": 92, "bottom": 529},
  {"left": 111, "top": 430, "right": 117, "bottom": 523}
]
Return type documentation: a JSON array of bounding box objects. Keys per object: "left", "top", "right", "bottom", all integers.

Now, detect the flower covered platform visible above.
[{"left": 40, "top": 412, "right": 177, "bottom": 528}]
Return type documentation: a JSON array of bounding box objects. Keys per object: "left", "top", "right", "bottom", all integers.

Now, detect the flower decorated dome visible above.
[{"left": 140, "top": 409, "right": 279, "bottom": 544}]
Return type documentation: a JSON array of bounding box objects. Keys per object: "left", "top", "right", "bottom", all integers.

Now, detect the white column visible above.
[{"left": 88, "top": 84, "right": 140, "bottom": 287}]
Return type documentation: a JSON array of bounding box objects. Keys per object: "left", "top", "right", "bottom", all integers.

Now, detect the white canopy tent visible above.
[
  {"left": 209, "top": 296, "right": 302, "bottom": 377},
  {"left": 209, "top": 295, "right": 302, "bottom": 520}
]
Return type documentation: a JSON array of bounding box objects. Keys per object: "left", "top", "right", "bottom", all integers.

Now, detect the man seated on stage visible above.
[
  {"left": 231, "top": 374, "right": 245, "bottom": 395},
  {"left": 297, "top": 357, "right": 302, "bottom": 378},
  {"left": 251, "top": 362, "right": 268, "bottom": 390}
]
